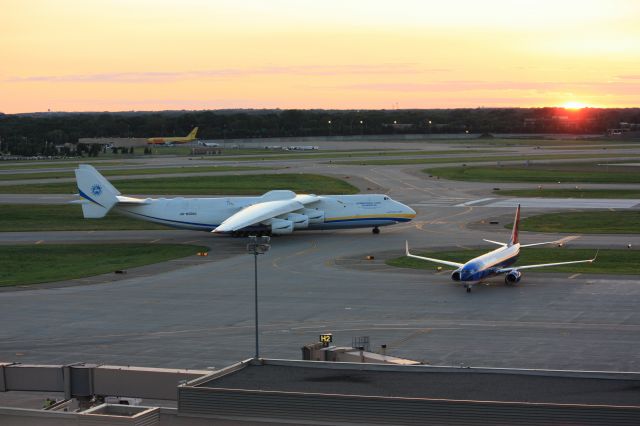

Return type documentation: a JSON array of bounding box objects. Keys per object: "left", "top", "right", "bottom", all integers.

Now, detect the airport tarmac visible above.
[{"left": 0, "top": 139, "right": 639, "bottom": 374}]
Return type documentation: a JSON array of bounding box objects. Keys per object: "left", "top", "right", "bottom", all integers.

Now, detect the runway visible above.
[{"left": 0, "top": 139, "right": 639, "bottom": 373}]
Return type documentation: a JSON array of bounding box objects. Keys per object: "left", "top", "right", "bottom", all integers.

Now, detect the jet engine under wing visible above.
[{"left": 213, "top": 199, "right": 305, "bottom": 233}]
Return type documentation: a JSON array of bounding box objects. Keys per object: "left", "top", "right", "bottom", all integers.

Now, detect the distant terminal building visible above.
[
  {"left": 78, "top": 137, "right": 148, "bottom": 148},
  {"left": 190, "top": 146, "right": 223, "bottom": 155},
  {"left": 382, "top": 122, "right": 415, "bottom": 130}
]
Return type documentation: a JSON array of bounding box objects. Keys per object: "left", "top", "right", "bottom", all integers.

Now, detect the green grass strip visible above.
[
  {"left": 0, "top": 244, "right": 208, "bottom": 286},
  {"left": 514, "top": 211, "right": 640, "bottom": 234},
  {"left": 0, "top": 165, "right": 275, "bottom": 181},
  {"left": 495, "top": 188, "right": 640, "bottom": 199},
  {"left": 336, "top": 153, "right": 640, "bottom": 166},
  {"left": 210, "top": 149, "right": 488, "bottom": 162},
  {"left": 0, "top": 204, "right": 167, "bottom": 231},
  {"left": 425, "top": 163, "right": 640, "bottom": 183},
  {"left": 387, "top": 248, "right": 636, "bottom": 274},
  {"left": 0, "top": 173, "right": 359, "bottom": 195}
]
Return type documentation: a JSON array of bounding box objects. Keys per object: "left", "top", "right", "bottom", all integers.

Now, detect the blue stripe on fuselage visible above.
[{"left": 459, "top": 254, "right": 519, "bottom": 281}]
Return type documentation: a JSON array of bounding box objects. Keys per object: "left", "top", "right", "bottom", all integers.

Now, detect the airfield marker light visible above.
[{"left": 247, "top": 235, "right": 271, "bottom": 359}]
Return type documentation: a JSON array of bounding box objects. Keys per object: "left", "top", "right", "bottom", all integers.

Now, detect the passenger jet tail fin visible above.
[
  {"left": 74, "top": 164, "right": 120, "bottom": 218},
  {"left": 508, "top": 204, "right": 521, "bottom": 246},
  {"left": 187, "top": 127, "right": 198, "bottom": 139}
]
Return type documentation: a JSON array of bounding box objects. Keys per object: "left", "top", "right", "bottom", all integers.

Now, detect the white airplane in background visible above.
[
  {"left": 74, "top": 165, "right": 416, "bottom": 235},
  {"left": 405, "top": 205, "right": 597, "bottom": 292}
]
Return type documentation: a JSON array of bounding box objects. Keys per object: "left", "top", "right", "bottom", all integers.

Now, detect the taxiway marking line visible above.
[{"left": 455, "top": 198, "right": 494, "bottom": 207}]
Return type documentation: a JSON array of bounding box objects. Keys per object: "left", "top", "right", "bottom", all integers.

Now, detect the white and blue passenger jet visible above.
[{"left": 405, "top": 205, "right": 596, "bottom": 292}]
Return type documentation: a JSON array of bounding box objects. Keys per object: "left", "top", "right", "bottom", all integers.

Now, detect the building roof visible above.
[{"left": 195, "top": 359, "right": 640, "bottom": 406}]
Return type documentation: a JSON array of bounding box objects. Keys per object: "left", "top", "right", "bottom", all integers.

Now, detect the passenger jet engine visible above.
[
  {"left": 451, "top": 270, "right": 462, "bottom": 282},
  {"left": 504, "top": 270, "right": 522, "bottom": 285}
]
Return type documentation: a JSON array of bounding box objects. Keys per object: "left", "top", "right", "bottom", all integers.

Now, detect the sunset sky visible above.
[{"left": 1, "top": 0, "right": 639, "bottom": 113}]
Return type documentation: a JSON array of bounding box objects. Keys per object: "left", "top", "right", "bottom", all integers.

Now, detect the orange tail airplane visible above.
[{"left": 147, "top": 127, "right": 198, "bottom": 145}]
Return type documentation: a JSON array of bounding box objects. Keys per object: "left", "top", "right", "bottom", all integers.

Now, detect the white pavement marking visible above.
[
  {"left": 485, "top": 198, "right": 640, "bottom": 209},
  {"left": 455, "top": 198, "right": 495, "bottom": 207},
  {"left": 412, "top": 198, "right": 468, "bottom": 207}
]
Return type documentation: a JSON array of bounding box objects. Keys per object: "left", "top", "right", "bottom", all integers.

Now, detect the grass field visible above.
[
  {"left": 210, "top": 149, "right": 488, "bottom": 162},
  {"left": 425, "top": 162, "right": 640, "bottom": 183},
  {"left": 0, "top": 165, "right": 275, "bottom": 181},
  {"left": 464, "top": 138, "right": 640, "bottom": 147},
  {"left": 0, "top": 161, "right": 136, "bottom": 170},
  {"left": 387, "top": 248, "right": 636, "bottom": 274},
  {"left": 0, "top": 204, "right": 167, "bottom": 231},
  {"left": 336, "top": 153, "right": 640, "bottom": 166},
  {"left": 495, "top": 188, "right": 640, "bottom": 199},
  {"left": 0, "top": 243, "right": 208, "bottom": 286},
  {"left": 0, "top": 173, "right": 359, "bottom": 194},
  {"left": 514, "top": 211, "right": 640, "bottom": 234}
]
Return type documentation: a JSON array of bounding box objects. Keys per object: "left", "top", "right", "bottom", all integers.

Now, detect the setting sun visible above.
[{"left": 562, "top": 101, "right": 589, "bottom": 109}]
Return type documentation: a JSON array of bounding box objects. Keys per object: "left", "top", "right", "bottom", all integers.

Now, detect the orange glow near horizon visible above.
[
  {"left": 1, "top": 0, "right": 639, "bottom": 113},
  {"left": 562, "top": 101, "right": 589, "bottom": 109}
]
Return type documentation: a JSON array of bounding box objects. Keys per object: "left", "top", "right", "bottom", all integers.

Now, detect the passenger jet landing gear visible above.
[
  {"left": 372, "top": 227, "right": 380, "bottom": 235},
  {"left": 465, "top": 285, "right": 471, "bottom": 293}
]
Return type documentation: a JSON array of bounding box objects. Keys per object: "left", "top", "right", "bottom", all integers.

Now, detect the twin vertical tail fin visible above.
[
  {"left": 74, "top": 165, "right": 120, "bottom": 218},
  {"left": 508, "top": 204, "right": 521, "bottom": 246}
]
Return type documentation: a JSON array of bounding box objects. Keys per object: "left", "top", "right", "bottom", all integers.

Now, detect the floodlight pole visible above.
[
  {"left": 253, "top": 249, "right": 259, "bottom": 358},
  {"left": 247, "top": 235, "right": 270, "bottom": 360}
]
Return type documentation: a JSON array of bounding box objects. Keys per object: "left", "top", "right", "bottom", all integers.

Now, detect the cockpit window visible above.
[{"left": 383, "top": 196, "right": 389, "bottom": 200}]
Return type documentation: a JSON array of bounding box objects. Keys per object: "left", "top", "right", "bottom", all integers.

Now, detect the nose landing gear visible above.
[{"left": 372, "top": 227, "right": 380, "bottom": 234}]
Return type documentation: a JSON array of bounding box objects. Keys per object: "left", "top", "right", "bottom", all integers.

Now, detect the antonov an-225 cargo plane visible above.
[
  {"left": 75, "top": 165, "right": 416, "bottom": 235},
  {"left": 406, "top": 205, "right": 596, "bottom": 292}
]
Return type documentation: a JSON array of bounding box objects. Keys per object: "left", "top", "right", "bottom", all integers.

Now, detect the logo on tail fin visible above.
[{"left": 91, "top": 184, "right": 103, "bottom": 196}]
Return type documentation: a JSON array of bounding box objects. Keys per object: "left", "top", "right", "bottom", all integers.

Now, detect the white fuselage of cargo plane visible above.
[
  {"left": 112, "top": 193, "right": 414, "bottom": 232},
  {"left": 75, "top": 165, "right": 416, "bottom": 235}
]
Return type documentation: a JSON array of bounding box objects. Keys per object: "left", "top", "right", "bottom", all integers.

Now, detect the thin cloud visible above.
[
  {"left": 338, "top": 80, "right": 640, "bottom": 93},
  {"left": 8, "top": 64, "right": 448, "bottom": 83}
]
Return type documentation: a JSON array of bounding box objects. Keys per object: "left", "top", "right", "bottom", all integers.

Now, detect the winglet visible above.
[
  {"left": 509, "top": 204, "right": 521, "bottom": 246},
  {"left": 405, "top": 240, "right": 410, "bottom": 256},
  {"left": 590, "top": 249, "right": 599, "bottom": 263}
]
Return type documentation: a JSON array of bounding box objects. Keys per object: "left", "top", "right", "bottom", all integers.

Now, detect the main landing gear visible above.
[
  {"left": 465, "top": 284, "right": 471, "bottom": 293},
  {"left": 372, "top": 227, "right": 380, "bottom": 235}
]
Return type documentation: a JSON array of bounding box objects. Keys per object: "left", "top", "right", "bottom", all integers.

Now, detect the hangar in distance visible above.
[{"left": 74, "top": 165, "right": 416, "bottom": 235}]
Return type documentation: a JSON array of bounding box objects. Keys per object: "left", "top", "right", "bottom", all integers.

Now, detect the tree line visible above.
[{"left": 1, "top": 108, "right": 639, "bottom": 156}]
